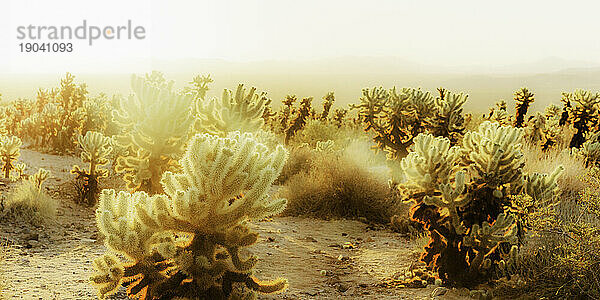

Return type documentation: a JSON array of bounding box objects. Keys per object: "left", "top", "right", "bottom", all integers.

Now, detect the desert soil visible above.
[{"left": 0, "top": 149, "right": 470, "bottom": 299}]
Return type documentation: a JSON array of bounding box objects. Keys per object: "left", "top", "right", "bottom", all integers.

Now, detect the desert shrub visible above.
[
  {"left": 280, "top": 148, "right": 402, "bottom": 224},
  {"left": 496, "top": 168, "right": 600, "bottom": 299},
  {"left": 275, "top": 145, "right": 314, "bottom": 185},
  {"left": 1, "top": 168, "right": 55, "bottom": 224},
  {"left": 293, "top": 119, "right": 340, "bottom": 147},
  {"left": 91, "top": 132, "right": 288, "bottom": 299}
]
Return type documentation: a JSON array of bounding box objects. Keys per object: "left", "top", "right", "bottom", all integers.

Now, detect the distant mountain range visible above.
[{"left": 2, "top": 56, "right": 600, "bottom": 113}]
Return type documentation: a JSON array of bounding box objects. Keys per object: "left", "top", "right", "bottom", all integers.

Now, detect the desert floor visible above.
[{"left": 0, "top": 149, "right": 470, "bottom": 299}]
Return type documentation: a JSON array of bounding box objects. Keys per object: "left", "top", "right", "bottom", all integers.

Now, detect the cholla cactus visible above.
[
  {"left": 332, "top": 108, "right": 347, "bottom": 128},
  {"left": 0, "top": 136, "right": 22, "bottom": 179},
  {"left": 113, "top": 74, "right": 193, "bottom": 194},
  {"left": 320, "top": 92, "right": 335, "bottom": 121},
  {"left": 13, "top": 163, "right": 26, "bottom": 180},
  {"left": 29, "top": 168, "right": 50, "bottom": 189},
  {"left": 315, "top": 140, "right": 335, "bottom": 152},
  {"left": 91, "top": 132, "right": 288, "bottom": 299},
  {"left": 513, "top": 88, "right": 535, "bottom": 128},
  {"left": 426, "top": 89, "right": 467, "bottom": 144},
  {"left": 486, "top": 100, "right": 511, "bottom": 126},
  {"left": 352, "top": 86, "right": 438, "bottom": 159},
  {"left": 71, "top": 131, "right": 113, "bottom": 204},
  {"left": 185, "top": 74, "right": 213, "bottom": 100},
  {"left": 400, "top": 121, "right": 563, "bottom": 286},
  {"left": 195, "top": 84, "right": 268, "bottom": 136},
  {"left": 284, "top": 97, "right": 313, "bottom": 144},
  {"left": 278, "top": 95, "right": 297, "bottom": 132},
  {"left": 574, "top": 131, "right": 600, "bottom": 167},
  {"left": 561, "top": 90, "right": 600, "bottom": 148}
]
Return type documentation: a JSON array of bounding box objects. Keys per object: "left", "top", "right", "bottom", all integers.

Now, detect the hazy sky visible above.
[{"left": 2, "top": 0, "right": 600, "bottom": 73}]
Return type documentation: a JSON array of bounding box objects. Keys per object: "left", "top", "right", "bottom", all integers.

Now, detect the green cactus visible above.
[
  {"left": 195, "top": 84, "right": 268, "bottom": 136},
  {"left": 0, "top": 136, "right": 22, "bottom": 179},
  {"left": 113, "top": 74, "right": 194, "bottom": 194},
  {"left": 400, "top": 121, "right": 563, "bottom": 286},
  {"left": 91, "top": 132, "right": 288, "bottom": 299},
  {"left": 71, "top": 131, "right": 113, "bottom": 205}
]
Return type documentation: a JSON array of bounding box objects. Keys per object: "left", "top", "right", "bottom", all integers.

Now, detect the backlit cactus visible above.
[
  {"left": 513, "top": 88, "right": 535, "bottom": 128},
  {"left": 71, "top": 131, "right": 113, "bottom": 204},
  {"left": 400, "top": 121, "right": 563, "bottom": 286},
  {"left": 0, "top": 135, "right": 23, "bottom": 179},
  {"left": 561, "top": 89, "right": 600, "bottom": 148},
  {"left": 91, "top": 132, "right": 288, "bottom": 299},
  {"left": 195, "top": 84, "right": 268, "bottom": 136},
  {"left": 113, "top": 74, "right": 194, "bottom": 194}
]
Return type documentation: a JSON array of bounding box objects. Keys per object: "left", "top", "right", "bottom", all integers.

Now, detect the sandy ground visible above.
[{"left": 0, "top": 149, "right": 470, "bottom": 299}]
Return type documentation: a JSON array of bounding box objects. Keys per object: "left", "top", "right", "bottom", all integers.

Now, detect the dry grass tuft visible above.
[
  {"left": 1, "top": 180, "right": 57, "bottom": 225},
  {"left": 280, "top": 150, "right": 404, "bottom": 224},
  {"left": 0, "top": 240, "right": 8, "bottom": 299}
]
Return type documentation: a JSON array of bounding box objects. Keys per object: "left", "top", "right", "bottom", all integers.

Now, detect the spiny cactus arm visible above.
[
  {"left": 462, "top": 122, "right": 525, "bottom": 186},
  {"left": 90, "top": 254, "right": 125, "bottom": 299},
  {"left": 351, "top": 87, "right": 388, "bottom": 129},
  {"left": 400, "top": 134, "right": 461, "bottom": 192},
  {"left": 521, "top": 165, "right": 564, "bottom": 203},
  {"left": 463, "top": 213, "right": 517, "bottom": 273},
  {"left": 423, "top": 172, "right": 469, "bottom": 234},
  {"left": 96, "top": 190, "right": 159, "bottom": 260},
  {"left": 137, "top": 133, "right": 288, "bottom": 234},
  {"left": 315, "top": 140, "right": 335, "bottom": 152},
  {"left": 195, "top": 84, "right": 268, "bottom": 135}
]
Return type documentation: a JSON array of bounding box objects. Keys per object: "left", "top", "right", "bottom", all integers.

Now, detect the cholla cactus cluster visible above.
[
  {"left": 352, "top": 86, "right": 466, "bottom": 159},
  {"left": 91, "top": 132, "right": 288, "bottom": 299},
  {"left": 400, "top": 121, "right": 563, "bottom": 286},
  {"left": 71, "top": 131, "right": 113, "bottom": 205},
  {"left": 195, "top": 84, "right": 269, "bottom": 136},
  {"left": 0, "top": 135, "right": 23, "bottom": 179},
  {"left": 574, "top": 131, "right": 600, "bottom": 167},
  {"left": 486, "top": 100, "right": 511, "bottom": 126},
  {"left": 113, "top": 74, "right": 194, "bottom": 194}
]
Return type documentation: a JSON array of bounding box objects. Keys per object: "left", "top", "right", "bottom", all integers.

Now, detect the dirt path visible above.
[{"left": 0, "top": 149, "right": 469, "bottom": 299}]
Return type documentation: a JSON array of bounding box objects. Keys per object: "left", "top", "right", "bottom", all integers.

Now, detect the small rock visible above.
[
  {"left": 266, "top": 237, "right": 275, "bottom": 242},
  {"left": 337, "top": 283, "right": 349, "bottom": 293},
  {"left": 366, "top": 237, "right": 375, "bottom": 243},
  {"left": 26, "top": 239, "right": 39, "bottom": 248},
  {"left": 305, "top": 236, "right": 318, "bottom": 243},
  {"left": 341, "top": 232, "right": 348, "bottom": 237},
  {"left": 24, "top": 232, "right": 39, "bottom": 241},
  {"left": 431, "top": 287, "right": 448, "bottom": 297},
  {"left": 337, "top": 254, "right": 349, "bottom": 261}
]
